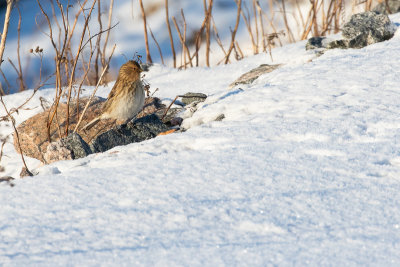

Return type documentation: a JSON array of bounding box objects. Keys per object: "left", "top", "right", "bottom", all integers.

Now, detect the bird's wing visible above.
[{"left": 101, "top": 77, "right": 121, "bottom": 112}]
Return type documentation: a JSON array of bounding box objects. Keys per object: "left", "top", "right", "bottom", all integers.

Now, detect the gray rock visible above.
[
  {"left": 90, "top": 114, "right": 169, "bottom": 153},
  {"left": 63, "top": 133, "right": 92, "bottom": 159},
  {"left": 214, "top": 114, "right": 225, "bottom": 121},
  {"left": 306, "top": 37, "right": 327, "bottom": 50},
  {"left": 373, "top": 0, "right": 400, "bottom": 14},
  {"left": 342, "top": 11, "right": 396, "bottom": 48},
  {"left": 326, "top": 39, "right": 349, "bottom": 49},
  {"left": 180, "top": 93, "right": 207, "bottom": 105},
  {"left": 43, "top": 133, "right": 92, "bottom": 164},
  {"left": 229, "top": 64, "right": 282, "bottom": 88},
  {"left": 161, "top": 107, "right": 184, "bottom": 124}
]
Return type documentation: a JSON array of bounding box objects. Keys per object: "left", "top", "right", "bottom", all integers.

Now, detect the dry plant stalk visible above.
[
  {"left": 16, "top": 5, "right": 25, "bottom": 91},
  {"left": 225, "top": 0, "right": 242, "bottom": 64},
  {"left": 95, "top": 0, "right": 104, "bottom": 83},
  {"left": 65, "top": 1, "right": 97, "bottom": 136},
  {"left": 172, "top": 14, "right": 192, "bottom": 69},
  {"left": 0, "top": 0, "right": 14, "bottom": 65},
  {"left": 149, "top": 26, "right": 164, "bottom": 65},
  {"left": 192, "top": 0, "right": 214, "bottom": 66},
  {"left": 102, "top": 0, "right": 114, "bottom": 67},
  {"left": 239, "top": 2, "right": 257, "bottom": 54},
  {"left": 165, "top": 0, "right": 176, "bottom": 68},
  {"left": 161, "top": 95, "right": 179, "bottom": 121},
  {"left": 204, "top": 0, "right": 213, "bottom": 67},
  {"left": 139, "top": 0, "right": 153, "bottom": 63},
  {"left": 0, "top": 95, "right": 32, "bottom": 176},
  {"left": 74, "top": 44, "right": 116, "bottom": 133}
]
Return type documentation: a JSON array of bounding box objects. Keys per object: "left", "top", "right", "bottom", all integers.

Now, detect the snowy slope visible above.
[{"left": 1, "top": 13, "right": 400, "bottom": 266}]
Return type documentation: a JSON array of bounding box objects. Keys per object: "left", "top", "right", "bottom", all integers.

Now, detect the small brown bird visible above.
[{"left": 83, "top": 60, "right": 145, "bottom": 130}]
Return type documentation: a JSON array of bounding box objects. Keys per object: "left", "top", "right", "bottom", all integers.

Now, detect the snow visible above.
[{"left": 1, "top": 9, "right": 400, "bottom": 267}]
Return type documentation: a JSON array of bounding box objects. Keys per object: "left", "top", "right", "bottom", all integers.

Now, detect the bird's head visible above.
[{"left": 119, "top": 60, "right": 143, "bottom": 81}]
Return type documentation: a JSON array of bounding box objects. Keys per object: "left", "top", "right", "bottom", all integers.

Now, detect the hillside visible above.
[{"left": 0, "top": 10, "right": 400, "bottom": 266}]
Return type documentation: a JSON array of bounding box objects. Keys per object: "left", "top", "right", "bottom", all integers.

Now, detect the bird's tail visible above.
[{"left": 82, "top": 117, "right": 100, "bottom": 131}]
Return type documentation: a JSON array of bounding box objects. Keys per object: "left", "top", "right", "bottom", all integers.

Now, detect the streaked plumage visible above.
[{"left": 83, "top": 60, "right": 145, "bottom": 130}]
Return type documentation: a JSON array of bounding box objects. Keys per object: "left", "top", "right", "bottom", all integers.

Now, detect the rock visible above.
[
  {"left": 342, "top": 11, "right": 396, "bottom": 48},
  {"left": 90, "top": 114, "right": 169, "bottom": 153},
  {"left": 306, "top": 36, "right": 327, "bottom": 50},
  {"left": 326, "top": 39, "right": 349, "bottom": 49},
  {"left": 62, "top": 133, "right": 92, "bottom": 159},
  {"left": 138, "top": 97, "right": 165, "bottom": 117},
  {"left": 229, "top": 64, "right": 282, "bottom": 88},
  {"left": 14, "top": 96, "right": 166, "bottom": 162},
  {"left": 373, "top": 0, "right": 400, "bottom": 14},
  {"left": 180, "top": 92, "right": 207, "bottom": 105},
  {"left": 14, "top": 96, "right": 107, "bottom": 161},
  {"left": 305, "top": 11, "right": 396, "bottom": 51},
  {"left": 306, "top": 37, "right": 348, "bottom": 50},
  {"left": 214, "top": 114, "right": 225, "bottom": 121},
  {"left": 170, "top": 117, "right": 183, "bottom": 126},
  {"left": 161, "top": 107, "right": 184, "bottom": 124},
  {"left": 44, "top": 139, "right": 74, "bottom": 164}
]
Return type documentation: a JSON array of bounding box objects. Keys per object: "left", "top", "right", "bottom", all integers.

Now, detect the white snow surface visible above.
[{"left": 1, "top": 14, "right": 400, "bottom": 266}]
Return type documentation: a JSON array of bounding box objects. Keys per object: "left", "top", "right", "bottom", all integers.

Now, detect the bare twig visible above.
[
  {"left": 161, "top": 95, "right": 179, "bottom": 121},
  {"left": 149, "top": 27, "right": 164, "bottom": 65},
  {"left": 0, "top": 0, "right": 14, "bottom": 66},
  {"left": 16, "top": 5, "right": 25, "bottom": 91},
  {"left": 74, "top": 44, "right": 116, "bottom": 133},
  {"left": 0, "top": 95, "right": 32, "bottom": 176},
  {"left": 172, "top": 15, "right": 192, "bottom": 69},
  {"left": 205, "top": 0, "right": 213, "bottom": 67},
  {"left": 102, "top": 0, "right": 114, "bottom": 67},
  {"left": 225, "top": 0, "right": 242, "bottom": 64},
  {"left": 139, "top": 0, "right": 152, "bottom": 63},
  {"left": 165, "top": 0, "right": 176, "bottom": 68}
]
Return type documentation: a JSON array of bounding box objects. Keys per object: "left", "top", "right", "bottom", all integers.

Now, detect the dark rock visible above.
[
  {"left": 306, "top": 37, "right": 327, "bottom": 50},
  {"left": 229, "top": 64, "right": 282, "bottom": 88},
  {"left": 373, "top": 0, "right": 400, "bottom": 14},
  {"left": 62, "top": 133, "right": 92, "bottom": 159},
  {"left": 170, "top": 117, "right": 183, "bottom": 126},
  {"left": 161, "top": 107, "right": 184, "bottom": 124},
  {"left": 215, "top": 114, "right": 225, "bottom": 121},
  {"left": 342, "top": 11, "right": 396, "bottom": 48},
  {"left": 180, "top": 93, "right": 207, "bottom": 105},
  {"left": 326, "top": 39, "right": 349, "bottom": 49},
  {"left": 90, "top": 114, "right": 169, "bottom": 153}
]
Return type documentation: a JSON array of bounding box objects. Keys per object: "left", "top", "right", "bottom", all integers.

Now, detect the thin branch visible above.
[
  {"left": 0, "top": 0, "right": 14, "bottom": 66},
  {"left": 165, "top": 0, "right": 176, "bottom": 68},
  {"left": 74, "top": 44, "right": 116, "bottom": 133},
  {"left": 0, "top": 95, "right": 32, "bottom": 176},
  {"left": 225, "top": 0, "right": 242, "bottom": 64},
  {"left": 139, "top": 0, "right": 152, "bottom": 63}
]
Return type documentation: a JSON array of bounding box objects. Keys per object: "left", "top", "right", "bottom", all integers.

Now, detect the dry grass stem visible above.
[
  {"left": 139, "top": 0, "right": 152, "bottom": 63},
  {"left": 225, "top": 0, "right": 242, "bottom": 64},
  {"left": 0, "top": 0, "right": 14, "bottom": 66},
  {"left": 0, "top": 95, "right": 32, "bottom": 176},
  {"left": 165, "top": 0, "right": 176, "bottom": 68}
]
